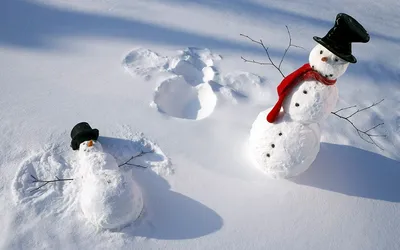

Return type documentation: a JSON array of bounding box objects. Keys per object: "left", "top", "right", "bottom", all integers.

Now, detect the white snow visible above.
[
  {"left": 309, "top": 43, "right": 350, "bottom": 80},
  {"left": 77, "top": 140, "right": 143, "bottom": 230},
  {"left": 249, "top": 108, "right": 321, "bottom": 178},
  {"left": 1, "top": 0, "right": 400, "bottom": 249},
  {"left": 219, "top": 72, "right": 267, "bottom": 104},
  {"left": 282, "top": 80, "right": 339, "bottom": 124},
  {"left": 153, "top": 76, "right": 217, "bottom": 120},
  {"left": 123, "top": 48, "right": 168, "bottom": 79}
]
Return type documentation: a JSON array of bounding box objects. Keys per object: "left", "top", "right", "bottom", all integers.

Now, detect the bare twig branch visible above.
[
  {"left": 331, "top": 99, "right": 386, "bottom": 149},
  {"left": 279, "top": 26, "right": 305, "bottom": 69},
  {"left": 30, "top": 175, "right": 74, "bottom": 193},
  {"left": 240, "top": 26, "right": 305, "bottom": 78},
  {"left": 240, "top": 34, "right": 262, "bottom": 45},
  {"left": 240, "top": 56, "right": 272, "bottom": 66},
  {"left": 118, "top": 149, "right": 154, "bottom": 168},
  {"left": 240, "top": 34, "right": 284, "bottom": 78},
  {"left": 331, "top": 105, "right": 357, "bottom": 114},
  {"left": 122, "top": 163, "right": 148, "bottom": 169}
]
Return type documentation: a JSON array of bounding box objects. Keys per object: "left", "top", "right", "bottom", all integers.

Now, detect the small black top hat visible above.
[
  {"left": 313, "top": 13, "right": 370, "bottom": 63},
  {"left": 70, "top": 122, "right": 99, "bottom": 150}
]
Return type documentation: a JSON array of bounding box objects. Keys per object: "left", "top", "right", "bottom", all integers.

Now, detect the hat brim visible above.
[
  {"left": 71, "top": 129, "right": 99, "bottom": 150},
  {"left": 313, "top": 36, "right": 357, "bottom": 63}
]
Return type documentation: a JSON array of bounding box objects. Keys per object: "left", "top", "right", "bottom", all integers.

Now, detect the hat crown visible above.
[
  {"left": 71, "top": 122, "right": 93, "bottom": 139},
  {"left": 70, "top": 122, "right": 99, "bottom": 150},
  {"left": 313, "top": 13, "right": 369, "bottom": 63},
  {"left": 328, "top": 13, "right": 370, "bottom": 44}
]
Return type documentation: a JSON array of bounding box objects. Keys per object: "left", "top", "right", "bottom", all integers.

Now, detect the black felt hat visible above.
[
  {"left": 313, "top": 13, "right": 370, "bottom": 63},
  {"left": 70, "top": 122, "right": 99, "bottom": 150}
]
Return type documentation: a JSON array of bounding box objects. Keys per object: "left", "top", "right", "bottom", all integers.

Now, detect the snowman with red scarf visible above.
[{"left": 249, "top": 13, "right": 370, "bottom": 178}]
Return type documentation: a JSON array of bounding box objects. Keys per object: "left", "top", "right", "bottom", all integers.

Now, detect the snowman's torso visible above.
[
  {"left": 78, "top": 143, "right": 143, "bottom": 229},
  {"left": 249, "top": 108, "right": 321, "bottom": 178},
  {"left": 282, "top": 80, "right": 338, "bottom": 124}
]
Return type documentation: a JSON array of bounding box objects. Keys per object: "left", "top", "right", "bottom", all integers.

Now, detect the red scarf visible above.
[{"left": 266, "top": 63, "right": 336, "bottom": 123}]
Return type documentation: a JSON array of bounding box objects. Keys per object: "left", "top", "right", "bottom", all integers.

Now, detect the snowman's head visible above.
[
  {"left": 78, "top": 140, "right": 103, "bottom": 156},
  {"left": 309, "top": 44, "right": 350, "bottom": 80}
]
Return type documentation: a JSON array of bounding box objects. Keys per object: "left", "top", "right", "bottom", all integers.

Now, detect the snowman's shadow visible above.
[
  {"left": 128, "top": 169, "right": 223, "bottom": 240},
  {"left": 292, "top": 143, "right": 400, "bottom": 202},
  {"left": 98, "top": 136, "right": 223, "bottom": 239}
]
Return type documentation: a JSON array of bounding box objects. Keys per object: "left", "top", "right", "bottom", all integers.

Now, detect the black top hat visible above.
[
  {"left": 313, "top": 13, "right": 370, "bottom": 63},
  {"left": 70, "top": 122, "right": 99, "bottom": 150}
]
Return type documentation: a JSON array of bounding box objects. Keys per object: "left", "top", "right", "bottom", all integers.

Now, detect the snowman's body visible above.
[
  {"left": 250, "top": 109, "right": 321, "bottom": 178},
  {"left": 282, "top": 79, "right": 339, "bottom": 124},
  {"left": 249, "top": 44, "right": 349, "bottom": 178},
  {"left": 78, "top": 140, "right": 143, "bottom": 229}
]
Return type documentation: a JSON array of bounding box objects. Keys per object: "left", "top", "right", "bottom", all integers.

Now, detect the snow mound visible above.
[
  {"left": 180, "top": 47, "right": 222, "bottom": 65},
  {"left": 77, "top": 141, "right": 143, "bottom": 230},
  {"left": 249, "top": 108, "right": 321, "bottom": 178},
  {"left": 123, "top": 47, "right": 220, "bottom": 85},
  {"left": 123, "top": 48, "right": 168, "bottom": 78},
  {"left": 12, "top": 151, "right": 72, "bottom": 205},
  {"left": 80, "top": 169, "right": 143, "bottom": 230},
  {"left": 169, "top": 47, "right": 220, "bottom": 85},
  {"left": 11, "top": 129, "right": 171, "bottom": 232},
  {"left": 122, "top": 47, "right": 221, "bottom": 120},
  {"left": 153, "top": 76, "right": 217, "bottom": 120},
  {"left": 101, "top": 128, "right": 173, "bottom": 176},
  {"left": 218, "top": 72, "right": 267, "bottom": 104}
]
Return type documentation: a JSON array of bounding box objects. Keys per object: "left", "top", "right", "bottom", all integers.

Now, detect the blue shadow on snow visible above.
[
  {"left": 160, "top": 0, "right": 400, "bottom": 44},
  {"left": 0, "top": 0, "right": 287, "bottom": 58},
  {"left": 292, "top": 143, "right": 400, "bottom": 202},
  {"left": 99, "top": 136, "right": 223, "bottom": 240},
  {"left": 1, "top": 0, "right": 398, "bottom": 83}
]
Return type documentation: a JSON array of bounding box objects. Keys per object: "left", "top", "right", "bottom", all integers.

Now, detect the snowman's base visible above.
[
  {"left": 248, "top": 108, "right": 321, "bottom": 179},
  {"left": 80, "top": 169, "right": 144, "bottom": 230}
]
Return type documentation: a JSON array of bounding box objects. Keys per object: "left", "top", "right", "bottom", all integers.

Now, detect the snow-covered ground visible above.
[{"left": 1, "top": 0, "right": 399, "bottom": 249}]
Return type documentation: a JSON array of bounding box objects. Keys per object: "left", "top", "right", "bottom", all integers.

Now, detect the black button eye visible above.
[
  {"left": 279, "top": 132, "right": 283, "bottom": 136},
  {"left": 295, "top": 103, "right": 300, "bottom": 107},
  {"left": 329, "top": 74, "right": 333, "bottom": 77},
  {"left": 271, "top": 144, "right": 275, "bottom": 148},
  {"left": 303, "top": 90, "right": 307, "bottom": 94},
  {"left": 266, "top": 153, "right": 270, "bottom": 157},
  {"left": 335, "top": 58, "right": 339, "bottom": 62},
  {"left": 320, "top": 50, "right": 323, "bottom": 54}
]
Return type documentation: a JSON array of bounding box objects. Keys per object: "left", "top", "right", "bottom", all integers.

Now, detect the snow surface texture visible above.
[
  {"left": 124, "top": 47, "right": 270, "bottom": 119},
  {"left": 11, "top": 128, "right": 172, "bottom": 236},
  {"left": 124, "top": 48, "right": 220, "bottom": 120},
  {"left": 2, "top": 0, "right": 400, "bottom": 249},
  {"left": 154, "top": 76, "right": 217, "bottom": 120},
  {"left": 77, "top": 140, "right": 143, "bottom": 230},
  {"left": 123, "top": 48, "right": 168, "bottom": 79}
]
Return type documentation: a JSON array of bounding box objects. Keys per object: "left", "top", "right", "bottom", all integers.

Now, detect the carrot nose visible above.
[
  {"left": 87, "top": 140, "right": 93, "bottom": 147},
  {"left": 321, "top": 57, "right": 328, "bottom": 62}
]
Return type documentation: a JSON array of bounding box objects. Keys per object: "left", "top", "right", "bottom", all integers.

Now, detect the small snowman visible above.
[
  {"left": 249, "top": 13, "right": 370, "bottom": 178},
  {"left": 71, "top": 122, "right": 144, "bottom": 229}
]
